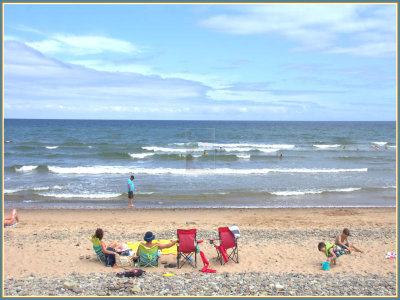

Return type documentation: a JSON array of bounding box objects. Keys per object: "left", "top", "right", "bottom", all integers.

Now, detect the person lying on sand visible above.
[
  {"left": 335, "top": 228, "right": 367, "bottom": 254},
  {"left": 318, "top": 242, "right": 345, "bottom": 265},
  {"left": 92, "top": 228, "right": 123, "bottom": 257},
  {"left": 4, "top": 209, "right": 19, "bottom": 227}
]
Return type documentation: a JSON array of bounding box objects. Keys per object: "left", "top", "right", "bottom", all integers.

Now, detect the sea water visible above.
[{"left": 3, "top": 119, "right": 396, "bottom": 209}]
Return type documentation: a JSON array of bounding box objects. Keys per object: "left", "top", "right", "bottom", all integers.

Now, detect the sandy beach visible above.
[{"left": 3, "top": 207, "right": 397, "bottom": 296}]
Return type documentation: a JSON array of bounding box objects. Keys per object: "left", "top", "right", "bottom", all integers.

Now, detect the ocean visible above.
[{"left": 3, "top": 119, "right": 397, "bottom": 209}]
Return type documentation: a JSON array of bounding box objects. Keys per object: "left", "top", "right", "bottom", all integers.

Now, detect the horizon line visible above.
[{"left": 3, "top": 118, "right": 397, "bottom": 122}]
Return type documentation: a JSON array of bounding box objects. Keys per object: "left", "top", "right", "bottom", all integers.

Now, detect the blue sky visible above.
[{"left": 4, "top": 3, "right": 397, "bottom": 120}]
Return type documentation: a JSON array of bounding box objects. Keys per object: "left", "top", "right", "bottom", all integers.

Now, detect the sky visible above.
[{"left": 3, "top": 3, "right": 397, "bottom": 121}]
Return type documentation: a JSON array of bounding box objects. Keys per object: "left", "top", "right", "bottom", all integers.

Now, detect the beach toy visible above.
[
  {"left": 322, "top": 262, "right": 330, "bottom": 271},
  {"left": 163, "top": 272, "right": 175, "bottom": 277},
  {"left": 385, "top": 252, "right": 397, "bottom": 259}
]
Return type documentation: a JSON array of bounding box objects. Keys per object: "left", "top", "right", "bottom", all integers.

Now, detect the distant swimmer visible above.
[
  {"left": 219, "top": 147, "right": 224, "bottom": 152},
  {"left": 375, "top": 146, "right": 380, "bottom": 151},
  {"left": 203, "top": 150, "right": 208, "bottom": 155},
  {"left": 385, "top": 144, "right": 388, "bottom": 150},
  {"left": 343, "top": 146, "right": 346, "bottom": 150},
  {"left": 280, "top": 154, "right": 283, "bottom": 160}
]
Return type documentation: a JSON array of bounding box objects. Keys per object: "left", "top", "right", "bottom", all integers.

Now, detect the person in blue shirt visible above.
[{"left": 127, "top": 175, "right": 135, "bottom": 208}]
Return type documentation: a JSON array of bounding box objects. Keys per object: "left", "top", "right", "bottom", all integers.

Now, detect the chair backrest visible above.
[
  {"left": 90, "top": 237, "right": 105, "bottom": 262},
  {"left": 138, "top": 243, "right": 159, "bottom": 266},
  {"left": 177, "top": 229, "right": 196, "bottom": 252},
  {"left": 219, "top": 227, "right": 237, "bottom": 249}
]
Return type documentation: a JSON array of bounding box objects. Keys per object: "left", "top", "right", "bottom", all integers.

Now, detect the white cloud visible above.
[
  {"left": 67, "top": 59, "right": 154, "bottom": 74},
  {"left": 327, "top": 41, "right": 395, "bottom": 56},
  {"left": 4, "top": 35, "right": 21, "bottom": 41},
  {"left": 66, "top": 58, "right": 233, "bottom": 90},
  {"left": 26, "top": 34, "right": 140, "bottom": 56},
  {"left": 207, "top": 88, "right": 315, "bottom": 103},
  {"left": 14, "top": 24, "right": 43, "bottom": 35},
  {"left": 4, "top": 41, "right": 208, "bottom": 113},
  {"left": 200, "top": 4, "right": 396, "bottom": 56}
]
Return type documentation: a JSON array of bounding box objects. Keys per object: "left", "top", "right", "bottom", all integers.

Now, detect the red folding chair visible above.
[
  {"left": 177, "top": 229, "right": 197, "bottom": 268},
  {"left": 215, "top": 227, "right": 239, "bottom": 264}
]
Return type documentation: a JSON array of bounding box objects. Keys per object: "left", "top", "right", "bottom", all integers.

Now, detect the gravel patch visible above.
[{"left": 4, "top": 271, "right": 396, "bottom": 297}]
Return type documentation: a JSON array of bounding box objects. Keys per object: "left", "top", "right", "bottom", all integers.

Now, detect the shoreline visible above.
[
  {"left": 4, "top": 204, "right": 397, "bottom": 211},
  {"left": 3, "top": 207, "right": 397, "bottom": 296}
]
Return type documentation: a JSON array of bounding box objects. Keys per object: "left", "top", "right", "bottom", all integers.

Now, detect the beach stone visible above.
[
  {"left": 23, "top": 291, "right": 32, "bottom": 296},
  {"left": 63, "top": 281, "right": 76, "bottom": 290},
  {"left": 275, "top": 283, "right": 284, "bottom": 290},
  {"left": 73, "top": 288, "right": 83, "bottom": 294},
  {"left": 131, "top": 284, "right": 141, "bottom": 294}
]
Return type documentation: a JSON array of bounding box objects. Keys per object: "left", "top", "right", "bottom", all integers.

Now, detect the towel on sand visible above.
[
  {"left": 127, "top": 240, "right": 177, "bottom": 255},
  {"left": 229, "top": 225, "right": 240, "bottom": 239}
]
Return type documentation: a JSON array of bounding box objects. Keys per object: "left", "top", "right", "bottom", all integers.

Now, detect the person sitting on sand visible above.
[
  {"left": 335, "top": 228, "right": 366, "bottom": 254},
  {"left": 318, "top": 242, "right": 345, "bottom": 265},
  {"left": 4, "top": 209, "right": 19, "bottom": 227},
  {"left": 92, "top": 228, "right": 123, "bottom": 257},
  {"left": 139, "top": 231, "right": 178, "bottom": 251}
]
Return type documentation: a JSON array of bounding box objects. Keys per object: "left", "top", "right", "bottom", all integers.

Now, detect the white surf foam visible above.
[
  {"left": 129, "top": 153, "right": 154, "bottom": 159},
  {"left": 16, "top": 165, "right": 38, "bottom": 172},
  {"left": 223, "top": 147, "right": 253, "bottom": 152},
  {"left": 33, "top": 187, "right": 50, "bottom": 191},
  {"left": 334, "top": 188, "right": 362, "bottom": 192},
  {"left": 45, "top": 146, "right": 59, "bottom": 149},
  {"left": 223, "top": 147, "right": 278, "bottom": 153},
  {"left": 4, "top": 188, "right": 21, "bottom": 194},
  {"left": 142, "top": 146, "right": 193, "bottom": 153},
  {"left": 259, "top": 149, "right": 279, "bottom": 153},
  {"left": 32, "top": 186, "right": 64, "bottom": 191},
  {"left": 198, "top": 142, "right": 295, "bottom": 149},
  {"left": 53, "top": 185, "right": 65, "bottom": 190},
  {"left": 271, "top": 187, "right": 361, "bottom": 196},
  {"left": 313, "top": 144, "right": 341, "bottom": 149},
  {"left": 372, "top": 142, "right": 388, "bottom": 146},
  {"left": 38, "top": 192, "right": 122, "bottom": 199},
  {"left": 271, "top": 190, "right": 322, "bottom": 196},
  {"left": 48, "top": 166, "right": 368, "bottom": 175},
  {"left": 237, "top": 154, "right": 251, "bottom": 159}
]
